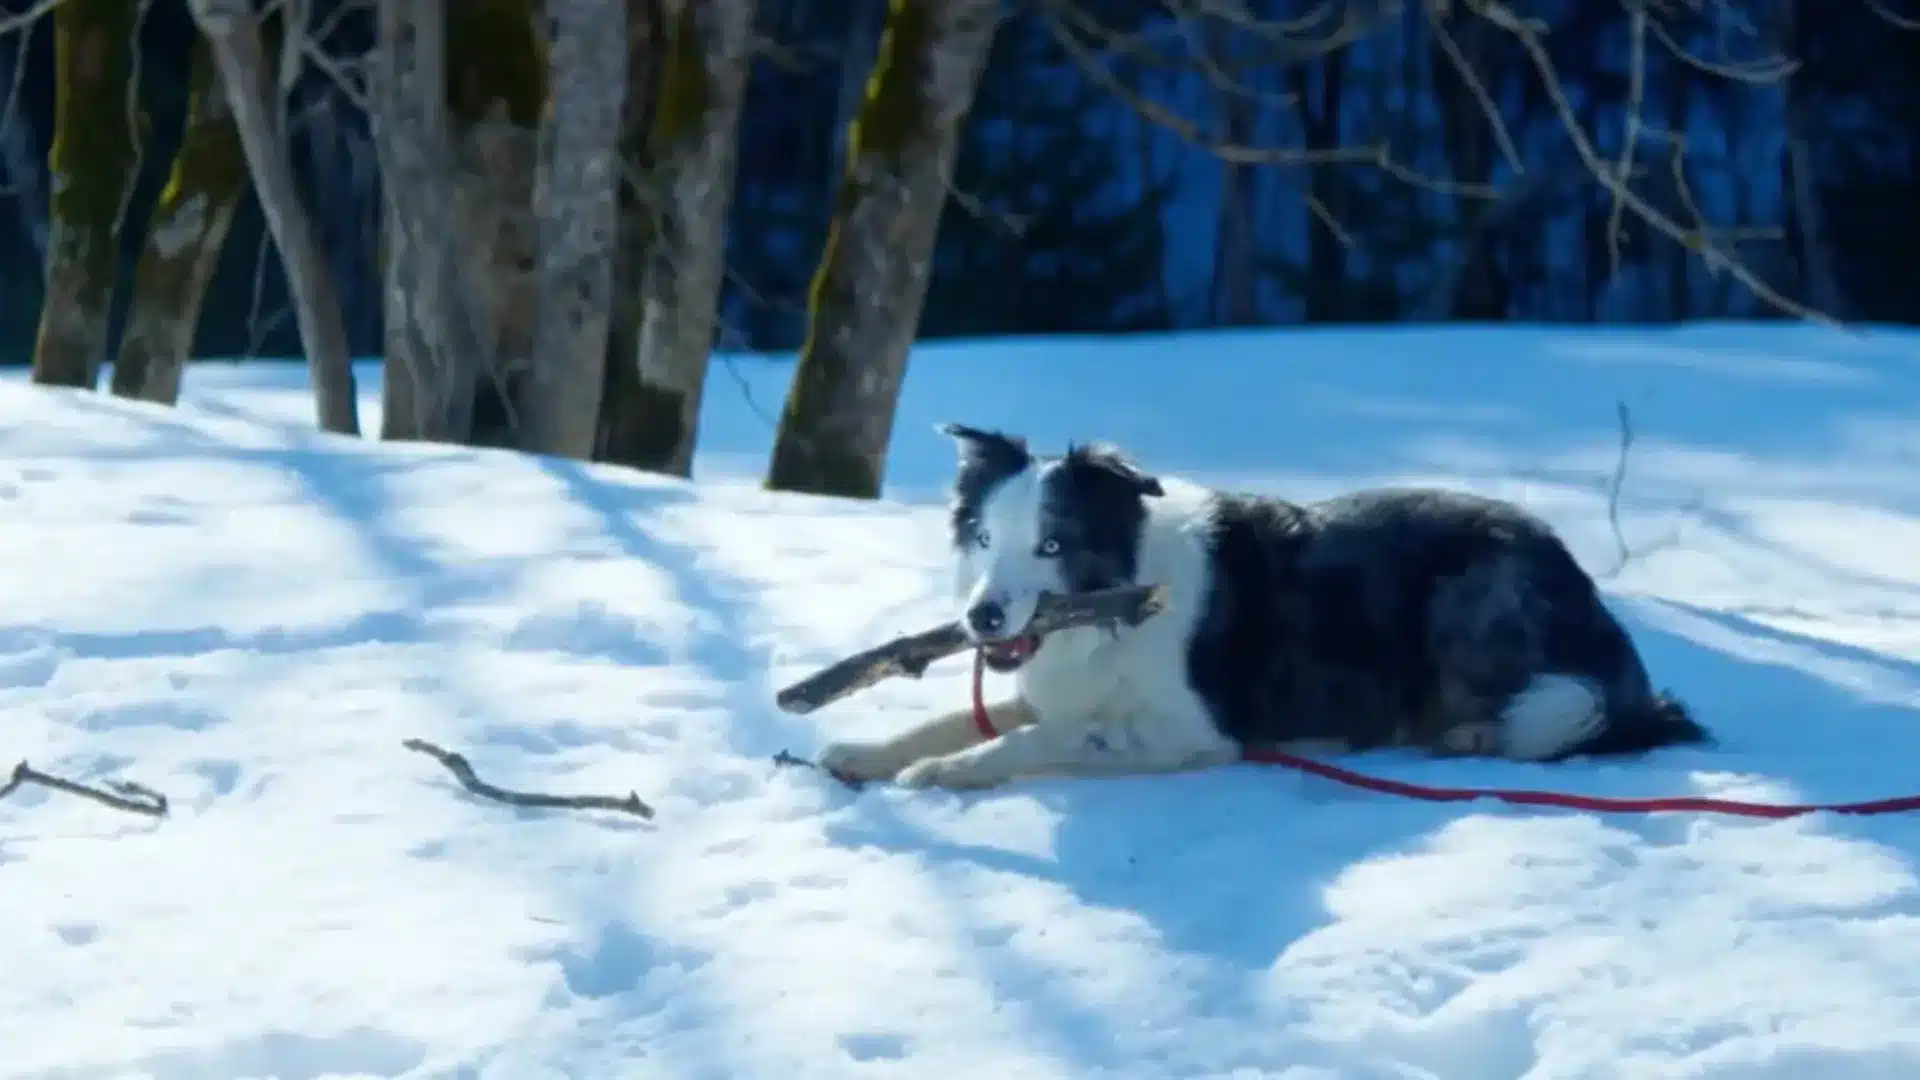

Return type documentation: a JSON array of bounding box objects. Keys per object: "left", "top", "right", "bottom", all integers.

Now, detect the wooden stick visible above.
[
  {"left": 402, "top": 739, "right": 655, "bottom": 820},
  {"left": 0, "top": 760, "right": 169, "bottom": 818},
  {"left": 774, "top": 583, "right": 1168, "bottom": 715}
]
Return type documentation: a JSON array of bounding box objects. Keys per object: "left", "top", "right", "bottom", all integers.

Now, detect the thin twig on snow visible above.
[
  {"left": 0, "top": 760, "right": 170, "bottom": 818},
  {"left": 772, "top": 748, "right": 864, "bottom": 790},
  {"left": 1597, "top": 399, "right": 1704, "bottom": 581},
  {"left": 402, "top": 738, "right": 655, "bottom": 820},
  {"left": 1602, "top": 399, "right": 1637, "bottom": 578}
]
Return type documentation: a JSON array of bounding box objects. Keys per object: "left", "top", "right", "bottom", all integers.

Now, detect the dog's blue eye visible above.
[
  {"left": 1038, "top": 537, "right": 1061, "bottom": 556},
  {"left": 973, "top": 527, "right": 991, "bottom": 548}
]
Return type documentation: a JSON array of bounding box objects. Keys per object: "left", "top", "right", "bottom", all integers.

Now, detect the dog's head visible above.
[{"left": 938, "top": 422, "right": 1163, "bottom": 673}]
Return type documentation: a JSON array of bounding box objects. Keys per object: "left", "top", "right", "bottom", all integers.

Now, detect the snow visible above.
[{"left": 6, "top": 322, "right": 1920, "bottom": 1080}]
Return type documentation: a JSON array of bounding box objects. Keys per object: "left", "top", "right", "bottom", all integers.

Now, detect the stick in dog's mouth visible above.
[
  {"left": 773, "top": 583, "right": 1168, "bottom": 716},
  {"left": 978, "top": 632, "right": 1042, "bottom": 673}
]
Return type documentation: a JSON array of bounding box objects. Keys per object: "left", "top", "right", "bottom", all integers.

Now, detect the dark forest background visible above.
[{"left": 0, "top": 0, "right": 1912, "bottom": 367}]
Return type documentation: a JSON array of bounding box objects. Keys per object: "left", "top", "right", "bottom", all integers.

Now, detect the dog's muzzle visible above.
[
  {"left": 979, "top": 632, "right": 1042, "bottom": 673},
  {"left": 965, "top": 597, "right": 1042, "bottom": 672}
]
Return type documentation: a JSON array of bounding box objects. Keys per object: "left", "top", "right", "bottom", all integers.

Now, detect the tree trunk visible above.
[
  {"left": 0, "top": 41, "right": 48, "bottom": 273},
  {"left": 189, "top": 0, "right": 360, "bottom": 435},
  {"left": 1430, "top": 9, "right": 1503, "bottom": 320},
  {"left": 1208, "top": 98, "right": 1259, "bottom": 325},
  {"left": 1662, "top": 73, "right": 1691, "bottom": 321},
  {"left": 593, "top": 0, "right": 668, "bottom": 467},
  {"left": 32, "top": 0, "right": 140, "bottom": 389},
  {"left": 1205, "top": 20, "right": 1257, "bottom": 326},
  {"left": 623, "top": 0, "right": 755, "bottom": 477},
  {"left": 374, "top": 0, "right": 482, "bottom": 443},
  {"left": 1287, "top": 55, "right": 1347, "bottom": 323},
  {"left": 1777, "top": 0, "right": 1843, "bottom": 318},
  {"left": 515, "top": 0, "right": 626, "bottom": 460},
  {"left": 765, "top": 0, "right": 1001, "bottom": 499},
  {"left": 832, "top": 0, "right": 885, "bottom": 167},
  {"left": 446, "top": 0, "right": 548, "bottom": 447},
  {"left": 112, "top": 38, "right": 248, "bottom": 404}
]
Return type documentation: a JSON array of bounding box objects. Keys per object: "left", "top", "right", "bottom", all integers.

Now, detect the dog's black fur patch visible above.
[
  {"left": 1034, "top": 443, "right": 1161, "bottom": 594},
  {"left": 942, "top": 424, "right": 1030, "bottom": 548},
  {"left": 1187, "top": 485, "right": 1708, "bottom": 760}
]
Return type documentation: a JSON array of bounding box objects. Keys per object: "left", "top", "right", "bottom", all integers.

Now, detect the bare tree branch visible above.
[
  {"left": 1049, "top": 0, "right": 1370, "bottom": 80},
  {"left": 1041, "top": 0, "right": 1498, "bottom": 198},
  {"left": 1607, "top": 5, "right": 1649, "bottom": 277},
  {"left": 0, "top": 0, "right": 85, "bottom": 42},
  {"left": 1862, "top": 0, "right": 1920, "bottom": 32},
  {"left": 301, "top": 36, "right": 369, "bottom": 113},
  {"left": 1037, "top": 0, "right": 1838, "bottom": 324},
  {"left": 1423, "top": 0, "right": 1524, "bottom": 176},
  {"left": 191, "top": 0, "right": 362, "bottom": 432},
  {"left": 1472, "top": 0, "right": 1846, "bottom": 327},
  {"left": 1645, "top": 13, "right": 1796, "bottom": 83}
]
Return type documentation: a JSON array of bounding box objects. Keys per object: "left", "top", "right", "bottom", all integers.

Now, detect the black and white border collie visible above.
[{"left": 817, "top": 424, "right": 1709, "bottom": 791}]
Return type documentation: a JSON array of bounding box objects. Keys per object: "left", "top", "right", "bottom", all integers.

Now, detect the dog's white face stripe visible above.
[{"left": 956, "top": 461, "right": 1068, "bottom": 638}]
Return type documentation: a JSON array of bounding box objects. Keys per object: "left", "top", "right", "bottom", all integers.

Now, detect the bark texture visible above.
[
  {"left": 1777, "top": 0, "right": 1843, "bottom": 318},
  {"left": 765, "top": 0, "right": 1001, "bottom": 499},
  {"left": 594, "top": 0, "right": 668, "bottom": 468},
  {"left": 449, "top": 112, "right": 539, "bottom": 446},
  {"left": 190, "top": 0, "right": 360, "bottom": 434},
  {"left": 32, "top": 0, "right": 140, "bottom": 389},
  {"left": 447, "top": 0, "right": 547, "bottom": 130},
  {"left": 373, "top": 0, "right": 479, "bottom": 442},
  {"left": 626, "top": 0, "right": 755, "bottom": 476},
  {"left": 517, "top": 0, "right": 627, "bottom": 459},
  {"left": 112, "top": 39, "right": 247, "bottom": 404},
  {"left": 445, "top": 0, "right": 548, "bottom": 447}
]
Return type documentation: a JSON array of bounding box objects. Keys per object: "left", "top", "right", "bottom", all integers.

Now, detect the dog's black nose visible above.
[{"left": 966, "top": 600, "right": 1006, "bottom": 638}]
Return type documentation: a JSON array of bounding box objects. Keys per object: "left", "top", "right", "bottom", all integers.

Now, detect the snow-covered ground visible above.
[{"left": 5, "top": 323, "right": 1920, "bottom": 1080}]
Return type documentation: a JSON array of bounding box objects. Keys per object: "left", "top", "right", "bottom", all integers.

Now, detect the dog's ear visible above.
[
  {"left": 936, "top": 423, "right": 1029, "bottom": 466},
  {"left": 1105, "top": 458, "right": 1165, "bottom": 499},
  {"left": 1067, "top": 441, "right": 1164, "bottom": 498}
]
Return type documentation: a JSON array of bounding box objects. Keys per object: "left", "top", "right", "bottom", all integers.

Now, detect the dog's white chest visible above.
[
  {"left": 1018, "top": 631, "right": 1151, "bottom": 730},
  {"left": 1006, "top": 605, "right": 1235, "bottom": 772}
]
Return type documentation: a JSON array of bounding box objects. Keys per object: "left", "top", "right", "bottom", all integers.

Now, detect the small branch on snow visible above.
[
  {"left": 1601, "top": 399, "right": 1637, "bottom": 579},
  {"left": 0, "top": 760, "right": 170, "bottom": 818},
  {"left": 772, "top": 749, "right": 864, "bottom": 791},
  {"left": 773, "top": 584, "right": 1169, "bottom": 716},
  {"left": 402, "top": 739, "right": 655, "bottom": 820},
  {"left": 1597, "top": 399, "right": 1704, "bottom": 581}
]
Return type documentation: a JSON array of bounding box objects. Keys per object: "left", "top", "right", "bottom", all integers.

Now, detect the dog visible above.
[{"left": 816, "top": 423, "right": 1710, "bottom": 791}]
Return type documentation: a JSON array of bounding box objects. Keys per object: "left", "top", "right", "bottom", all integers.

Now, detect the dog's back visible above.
[{"left": 1183, "top": 485, "right": 1709, "bottom": 761}]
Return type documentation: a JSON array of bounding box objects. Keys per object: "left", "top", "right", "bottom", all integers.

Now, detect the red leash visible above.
[{"left": 967, "top": 651, "right": 1920, "bottom": 819}]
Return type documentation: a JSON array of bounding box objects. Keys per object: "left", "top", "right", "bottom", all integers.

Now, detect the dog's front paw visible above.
[
  {"left": 895, "top": 750, "right": 1008, "bottom": 791},
  {"left": 816, "top": 739, "right": 910, "bottom": 783}
]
